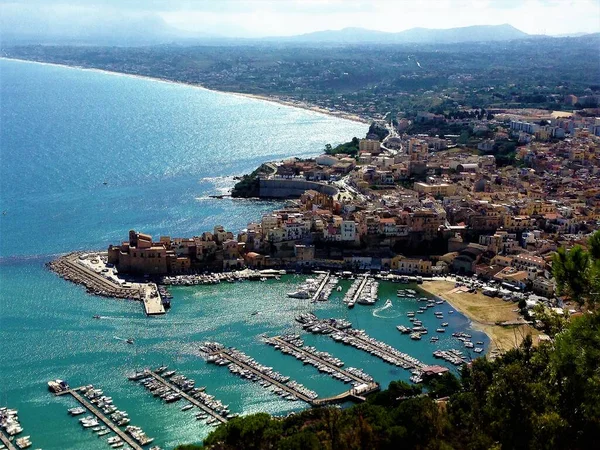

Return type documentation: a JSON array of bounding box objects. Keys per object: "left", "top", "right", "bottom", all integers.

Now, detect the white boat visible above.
[{"left": 287, "top": 291, "right": 309, "bottom": 299}]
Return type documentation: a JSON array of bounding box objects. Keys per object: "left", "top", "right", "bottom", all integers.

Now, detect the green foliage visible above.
[
  {"left": 324, "top": 137, "right": 360, "bottom": 156},
  {"left": 552, "top": 230, "right": 600, "bottom": 308}
]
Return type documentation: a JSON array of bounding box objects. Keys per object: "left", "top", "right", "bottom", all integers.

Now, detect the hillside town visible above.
[{"left": 106, "top": 109, "right": 600, "bottom": 308}]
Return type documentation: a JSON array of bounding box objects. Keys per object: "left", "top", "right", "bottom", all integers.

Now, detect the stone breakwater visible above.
[{"left": 47, "top": 252, "right": 142, "bottom": 300}]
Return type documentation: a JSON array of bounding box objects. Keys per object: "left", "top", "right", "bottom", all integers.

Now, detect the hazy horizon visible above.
[{"left": 1, "top": 0, "right": 599, "bottom": 44}]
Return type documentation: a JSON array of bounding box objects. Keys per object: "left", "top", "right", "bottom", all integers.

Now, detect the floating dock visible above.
[
  {"left": 310, "top": 272, "right": 330, "bottom": 302},
  {"left": 299, "top": 315, "right": 426, "bottom": 370},
  {"left": 0, "top": 432, "right": 17, "bottom": 450},
  {"left": 55, "top": 387, "right": 144, "bottom": 450},
  {"left": 267, "top": 336, "right": 378, "bottom": 388},
  {"left": 141, "top": 371, "right": 227, "bottom": 424},
  {"left": 206, "top": 347, "right": 317, "bottom": 404},
  {"left": 350, "top": 276, "right": 370, "bottom": 306}
]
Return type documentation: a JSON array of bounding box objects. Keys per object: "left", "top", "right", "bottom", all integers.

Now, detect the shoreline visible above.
[
  {"left": 0, "top": 56, "right": 369, "bottom": 125},
  {"left": 420, "top": 280, "right": 540, "bottom": 356}
]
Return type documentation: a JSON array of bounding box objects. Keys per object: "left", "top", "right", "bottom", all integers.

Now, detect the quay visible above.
[
  {"left": 267, "top": 335, "right": 379, "bottom": 390},
  {"left": 206, "top": 347, "right": 316, "bottom": 404},
  {"left": 311, "top": 272, "right": 331, "bottom": 302},
  {"left": 0, "top": 432, "right": 17, "bottom": 450},
  {"left": 55, "top": 387, "right": 144, "bottom": 450},
  {"left": 141, "top": 283, "right": 165, "bottom": 315},
  {"left": 141, "top": 371, "right": 227, "bottom": 424}
]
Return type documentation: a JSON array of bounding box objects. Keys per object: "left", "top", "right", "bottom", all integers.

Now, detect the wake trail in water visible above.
[{"left": 373, "top": 299, "right": 402, "bottom": 318}]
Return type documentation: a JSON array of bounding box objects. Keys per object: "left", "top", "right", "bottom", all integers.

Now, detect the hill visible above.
[{"left": 275, "top": 24, "right": 529, "bottom": 44}]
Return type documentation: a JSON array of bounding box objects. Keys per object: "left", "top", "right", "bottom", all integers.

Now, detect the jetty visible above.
[
  {"left": 141, "top": 370, "right": 227, "bottom": 424},
  {"left": 141, "top": 283, "right": 165, "bottom": 315},
  {"left": 55, "top": 387, "right": 143, "bottom": 450},
  {"left": 297, "top": 313, "right": 426, "bottom": 370},
  {"left": 0, "top": 432, "right": 17, "bottom": 450},
  {"left": 202, "top": 343, "right": 318, "bottom": 404},
  {"left": 266, "top": 335, "right": 378, "bottom": 388},
  {"left": 311, "top": 272, "right": 331, "bottom": 302}
]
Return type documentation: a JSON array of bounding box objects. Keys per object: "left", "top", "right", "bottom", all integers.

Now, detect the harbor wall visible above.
[{"left": 259, "top": 178, "right": 338, "bottom": 198}]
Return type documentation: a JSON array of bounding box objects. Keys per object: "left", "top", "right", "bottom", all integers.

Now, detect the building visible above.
[{"left": 359, "top": 139, "right": 381, "bottom": 154}]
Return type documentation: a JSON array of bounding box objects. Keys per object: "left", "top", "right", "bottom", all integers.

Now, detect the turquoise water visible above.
[{"left": 0, "top": 59, "right": 487, "bottom": 450}]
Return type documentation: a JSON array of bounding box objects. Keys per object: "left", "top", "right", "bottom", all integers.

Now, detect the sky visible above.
[{"left": 1, "top": 0, "right": 600, "bottom": 41}]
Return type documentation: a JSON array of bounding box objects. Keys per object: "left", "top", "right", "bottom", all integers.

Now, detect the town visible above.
[{"left": 101, "top": 107, "right": 599, "bottom": 313}]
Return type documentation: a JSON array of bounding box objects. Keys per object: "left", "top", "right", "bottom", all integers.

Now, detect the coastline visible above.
[
  {"left": 0, "top": 57, "right": 369, "bottom": 124},
  {"left": 420, "top": 280, "right": 540, "bottom": 356}
]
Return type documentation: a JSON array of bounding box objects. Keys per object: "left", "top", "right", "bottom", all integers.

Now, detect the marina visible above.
[
  {"left": 343, "top": 275, "right": 370, "bottom": 308},
  {"left": 53, "top": 385, "right": 145, "bottom": 450},
  {"left": 131, "top": 369, "right": 229, "bottom": 425},
  {"left": 201, "top": 342, "right": 318, "bottom": 404},
  {"left": 297, "top": 313, "right": 426, "bottom": 372},
  {"left": 264, "top": 334, "right": 379, "bottom": 392}
]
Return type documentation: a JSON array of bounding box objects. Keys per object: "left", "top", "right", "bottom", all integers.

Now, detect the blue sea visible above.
[{"left": 0, "top": 58, "right": 487, "bottom": 450}]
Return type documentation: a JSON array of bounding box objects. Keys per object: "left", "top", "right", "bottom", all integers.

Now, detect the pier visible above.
[
  {"left": 141, "top": 283, "right": 165, "bottom": 315},
  {"left": 298, "top": 314, "right": 426, "bottom": 370},
  {"left": 267, "top": 336, "right": 378, "bottom": 388},
  {"left": 311, "top": 272, "right": 330, "bottom": 302},
  {"left": 0, "top": 432, "right": 17, "bottom": 450},
  {"left": 55, "top": 388, "right": 144, "bottom": 450},
  {"left": 140, "top": 370, "right": 227, "bottom": 424},
  {"left": 217, "top": 350, "right": 314, "bottom": 403}
]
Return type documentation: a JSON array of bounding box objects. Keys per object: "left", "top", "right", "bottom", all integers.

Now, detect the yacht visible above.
[
  {"left": 287, "top": 290, "right": 309, "bottom": 299},
  {"left": 48, "top": 379, "right": 69, "bottom": 393},
  {"left": 384, "top": 299, "right": 392, "bottom": 308},
  {"left": 181, "top": 404, "right": 194, "bottom": 412}
]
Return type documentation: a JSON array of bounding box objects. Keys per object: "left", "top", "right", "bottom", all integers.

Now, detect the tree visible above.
[{"left": 553, "top": 230, "right": 600, "bottom": 308}]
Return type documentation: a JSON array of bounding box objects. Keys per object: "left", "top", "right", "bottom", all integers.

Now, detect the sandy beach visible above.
[
  {"left": 421, "top": 280, "right": 541, "bottom": 356},
  {"left": 0, "top": 57, "right": 369, "bottom": 124}
]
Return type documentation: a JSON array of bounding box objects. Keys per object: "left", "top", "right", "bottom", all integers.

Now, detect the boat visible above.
[
  {"left": 474, "top": 347, "right": 484, "bottom": 353},
  {"left": 384, "top": 299, "right": 392, "bottom": 308},
  {"left": 15, "top": 437, "right": 31, "bottom": 449},
  {"left": 126, "top": 338, "right": 134, "bottom": 345},
  {"left": 154, "top": 365, "right": 168, "bottom": 373},
  {"left": 251, "top": 310, "right": 260, "bottom": 316},
  {"left": 430, "top": 336, "right": 439, "bottom": 342},
  {"left": 287, "top": 291, "right": 309, "bottom": 299},
  {"left": 396, "top": 325, "right": 411, "bottom": 334},
  {"left": 436, "top": 328, "right": 446, "bottom": 333},
  {"left": 93, "top": 315, "right": 101, "bottom": 319},
  {"left": 48, "top": 379, "right": 69, "bottom": 393},
  {"left": 336, "top": 286, "right": 342, "bottom": 291},
  {"left": 410, "top": 332, "right": 421, "bottom": 340},
  {"left": 181, "top": 404, "right": 194, "bottom": 412},
  {"left": 441, "top": 322, "right": 449, "bottom": 327},
  {"left": 68, "top": 407, "right": 86, "bottom": 415},
  {"left": 98, "top": 430, "right": 110, "bottom": 436}
]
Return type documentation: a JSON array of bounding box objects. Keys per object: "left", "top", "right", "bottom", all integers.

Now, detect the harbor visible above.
[
  {"left": 3, "top": 274, "right": 489, "bottom": 448},
  {"left": 130, "top": 368, "right": 229, "bottom": 425}
]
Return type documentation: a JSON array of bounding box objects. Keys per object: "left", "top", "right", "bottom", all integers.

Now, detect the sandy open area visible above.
[{"left": 421, "top": 280, "right": 541, "bottom": 356}]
